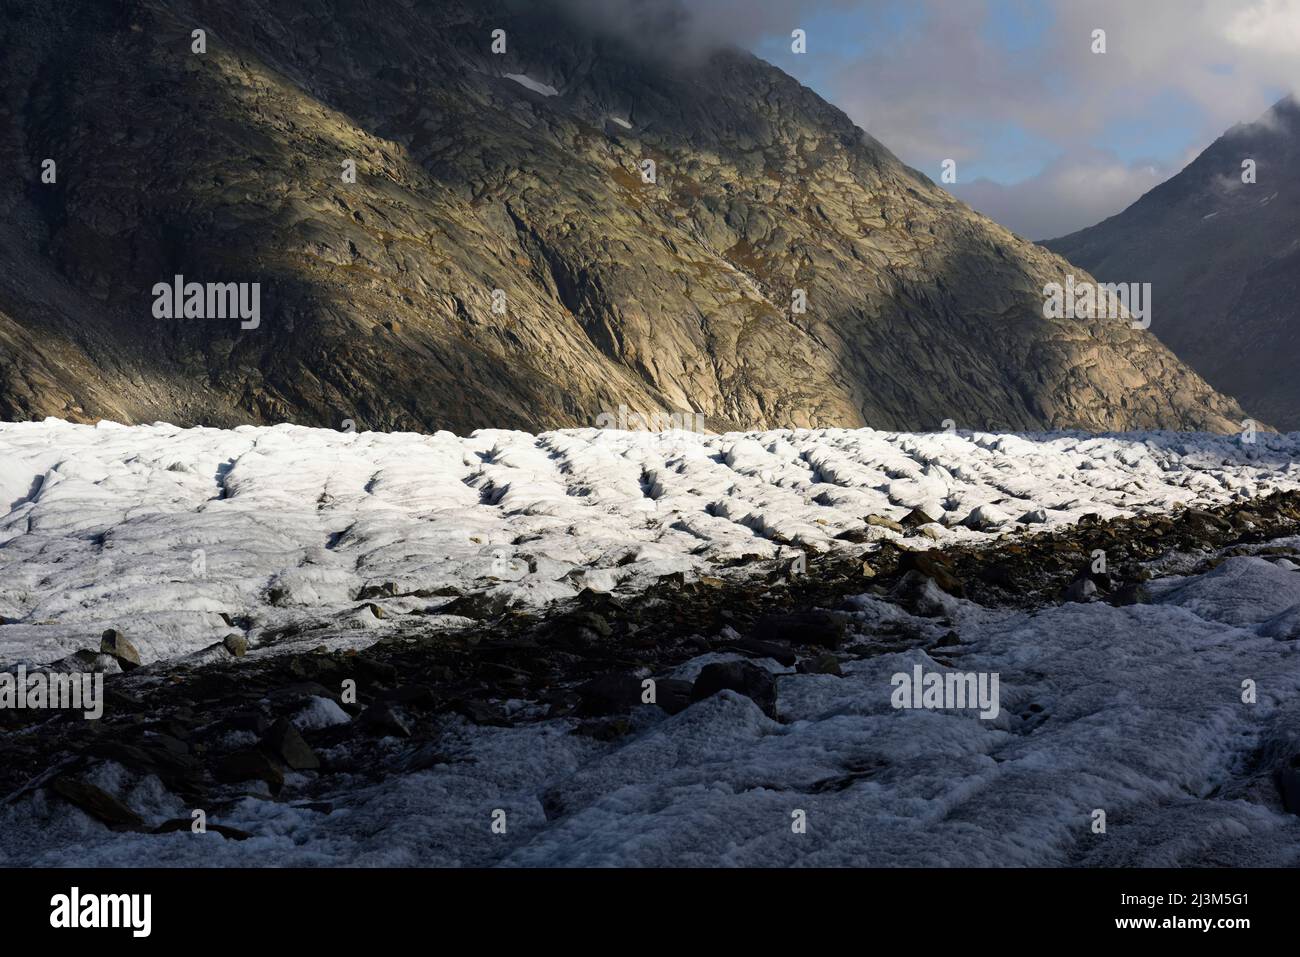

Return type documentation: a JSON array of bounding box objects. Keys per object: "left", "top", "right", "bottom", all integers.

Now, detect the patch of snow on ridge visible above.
[
  {"left": 1, "top": 418, "right": 1299, "bottom": 668},
  {"left": 608, "top": 116, "right": 632, "bottom": 129},
  {"left": 504, "top": 73, "right": 559, "bottom": 97}
]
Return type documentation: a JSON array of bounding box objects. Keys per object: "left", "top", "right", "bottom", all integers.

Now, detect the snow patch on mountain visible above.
[{"left": 504, "top": 73, "right": 559, "bottom": 96}]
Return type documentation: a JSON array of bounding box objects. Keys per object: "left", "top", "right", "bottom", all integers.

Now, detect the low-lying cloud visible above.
[{"left": 557, "top": 0, "right": 1300, "bottom": 238}]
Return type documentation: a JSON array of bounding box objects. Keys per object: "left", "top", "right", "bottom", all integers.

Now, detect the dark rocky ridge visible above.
[
  {"left": 0, "top": 0, "right": 1249, "bottom": 433},
  {"left": 1047, "top": 96, "right": 1300, "bottom": 429}
]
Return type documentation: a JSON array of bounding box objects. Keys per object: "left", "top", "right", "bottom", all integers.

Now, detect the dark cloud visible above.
[{"left": 555, "top": 0, "right": 857, "bottom": 56}]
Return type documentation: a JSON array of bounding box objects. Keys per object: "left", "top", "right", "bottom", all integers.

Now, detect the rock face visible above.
[
  {"left": 0, "top": 0, "right": 1248, "bottom": 433},
  {"left": 1047, "top": 97, "right": 1300, "bottom": 430}
]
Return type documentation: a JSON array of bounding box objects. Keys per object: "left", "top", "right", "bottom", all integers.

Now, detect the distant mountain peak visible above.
[{"left": 1046, "top": 95, "right": 1300, "bottom": 427}]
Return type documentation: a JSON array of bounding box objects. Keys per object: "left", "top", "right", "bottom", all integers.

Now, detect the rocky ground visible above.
[{"left": 4, "top": 488, "right": 1300, "bottom": 866}]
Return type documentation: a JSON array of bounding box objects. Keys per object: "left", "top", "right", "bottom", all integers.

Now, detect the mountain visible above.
[
  {"left": 1047, "top": 97, "right": 1300, "bottom": 429},
  {"left": 0, "top": 0, "right": 1249, "bottom": 434}
]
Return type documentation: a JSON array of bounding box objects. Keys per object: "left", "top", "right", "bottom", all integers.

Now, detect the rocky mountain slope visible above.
[
  {"left": 1047, "top": 97, "right": 1300, "bottom": 430},
  {"left": 0, "top": 0, "right": 1249, "bottom": 433}
]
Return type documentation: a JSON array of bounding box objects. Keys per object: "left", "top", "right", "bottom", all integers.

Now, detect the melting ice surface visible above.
[
  {"left": 3, "top": 420, "right": 1300, "bottom": 865},
  {"left": 4, "top": 553, "right": 1300, "bottom": 866},
  {"left": 3, "top": 419, "right": 1300, "bottom": 669}
]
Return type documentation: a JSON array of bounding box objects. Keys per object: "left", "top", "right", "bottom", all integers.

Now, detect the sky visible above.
[{"left": 655, "top": 0, "right": 1300, "bottom": 239}]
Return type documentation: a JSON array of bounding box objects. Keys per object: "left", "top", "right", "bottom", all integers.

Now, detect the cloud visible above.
[
  {"left": 554, "top": 0, "right": 861, "bottom": 60},
  {"left": 1225, "top": 0, "right": 1300, "bottom": 55},
  {"left": 785, "top": 0, "right": 1300, "bottom": 235},
  {"left": 949, "top": 152, "right": 1175, "bottom": 241},
  {"left": 556, "top": 1, "right": 1300, "bottom": 237}
]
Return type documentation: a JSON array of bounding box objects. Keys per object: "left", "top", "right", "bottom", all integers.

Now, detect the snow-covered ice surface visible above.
[
  {"left": 4, "top": 419, "right": 1300, "bottom": 669},
  {"left": 5, "top": 553, "right": 1300, "bottom": 867}
]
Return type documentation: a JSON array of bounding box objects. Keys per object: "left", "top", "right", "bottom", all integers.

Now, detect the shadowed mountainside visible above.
[
  {"left": 1048, "top": 97, "right": 1300, "bottom": 430},
  {"left": 0, "top": 0, "right": 1251, "bottom": 434}
]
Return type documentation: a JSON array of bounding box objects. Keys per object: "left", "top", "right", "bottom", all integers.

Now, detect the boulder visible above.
[
  {"left": 575, "top": 673, "right": 646, "bottom": 716},
  {"left": 212, "top": 750, "right": 285, "bottom": 792},
  {"left": 100, "top": 629, "right": 141, "bottom": 668},
  {"left": 690, "top": 661, "right": 778, "bottom": 719},
  {"left": 749, "top": 610, "right": 847, "bottom": 649},
  {"left": 262, "top": 717, "right": 320, "bottom": 770},
  {"left": 50, "top": 776, "right": 144, "bottom": 830}
]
